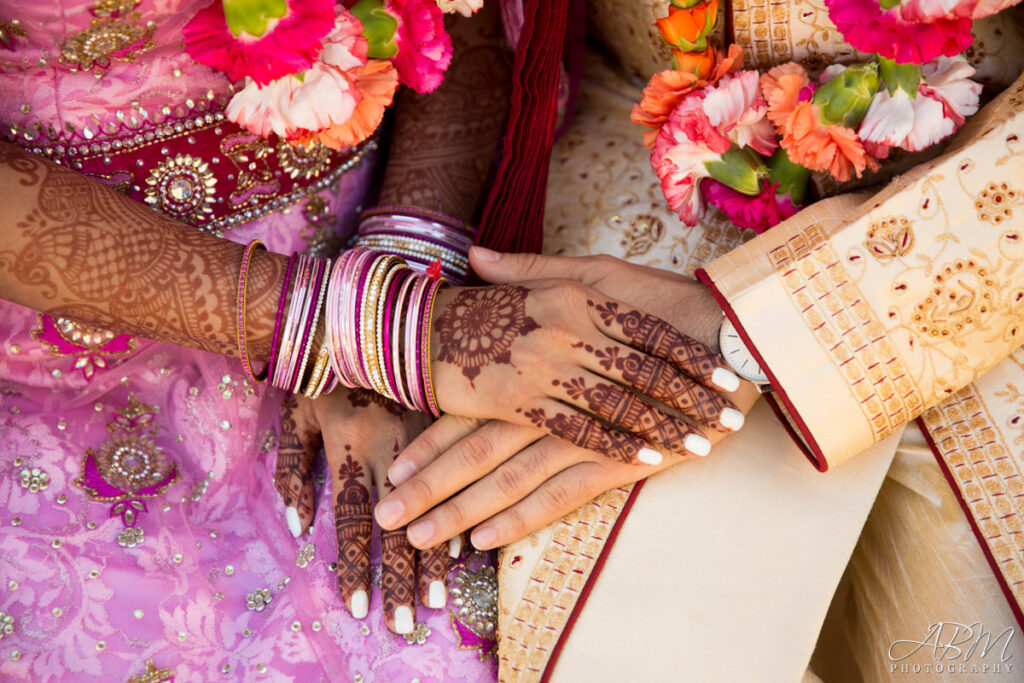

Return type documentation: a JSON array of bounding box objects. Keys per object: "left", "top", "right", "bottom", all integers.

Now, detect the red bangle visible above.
[{"left": 236, "top": 239, "right": 268, "bottom": 385}]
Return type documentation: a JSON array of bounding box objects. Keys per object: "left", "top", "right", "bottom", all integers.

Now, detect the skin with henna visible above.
[{"left": 375, "top": 248, "right": 760, "bottom": 552}]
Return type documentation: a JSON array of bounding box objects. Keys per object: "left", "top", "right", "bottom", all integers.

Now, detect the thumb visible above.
[{"left": 469, "top": 247, "right": 600, "bottom": 285}]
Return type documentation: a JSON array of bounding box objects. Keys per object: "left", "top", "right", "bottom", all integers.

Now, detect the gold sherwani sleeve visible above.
[{"left": 697, "top": 73, "right": 1024, "bottom": 470}]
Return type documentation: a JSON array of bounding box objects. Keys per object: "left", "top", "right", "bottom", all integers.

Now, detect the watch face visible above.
[{"left": 719, "top": 319, "right": 769, "bottom": 384}]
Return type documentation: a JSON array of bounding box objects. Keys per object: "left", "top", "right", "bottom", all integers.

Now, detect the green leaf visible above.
[
  {"left": 351, "top": 0, "right": 399, "bottom": 59},
  {"left": 767, "top": 148, "right": 810, "bottom": 205},
  {"left": 223, "top": 0, "right": 287, "bottom": 38}
]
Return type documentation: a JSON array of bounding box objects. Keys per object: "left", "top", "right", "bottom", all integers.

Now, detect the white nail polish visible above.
[
  {"left": 350, "top": 590, "right": 368, "bottom": 619},
  {"left": 448, "top": 535, "right": 463, "bottom": 559},
  {"left": 720, "top": 407, "right": 745, "bottom": 431},
  {"left": 685, "top": 434, "right": 712, "bottom": 457},
  {"left": 428, "top": 580, "right": 447, "bottom": 609},
  {"left": 712, "top": 368, "right": 741, "bottom": 392},
  {"left": 285, "top": 506, "right": 302, "bottom": 538},
  {"left": 394, "top": 605, "right": 414, "bottom": 634},
  {"left": 637, "top": 447, "right": 663, "bottom": 465}
]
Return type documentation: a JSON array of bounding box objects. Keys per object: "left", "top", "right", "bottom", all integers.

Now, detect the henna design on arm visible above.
[
  {"left": 377, "top": 5, "right": 512, "bottom": 221},
  {"left": 0, "top": 143, "right": 284, "bottom": 357},
  {"left": 434, "top": 285, "right": 539, "bottom": 383}
]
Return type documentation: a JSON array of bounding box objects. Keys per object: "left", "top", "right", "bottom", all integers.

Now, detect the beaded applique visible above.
[{"left": 32, "top": 313, "right": 135, "bottom": 380}]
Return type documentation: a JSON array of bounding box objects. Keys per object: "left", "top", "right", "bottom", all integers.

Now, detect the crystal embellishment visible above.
[{"left": 145, "top": 154, "right": 216, "bottom": 222}]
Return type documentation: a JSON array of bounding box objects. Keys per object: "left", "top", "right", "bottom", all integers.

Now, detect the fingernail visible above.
[
  {"left": 712, "top": 368, "right": 741, "bottom": 393},
  {"left": 471, "top": 526, "right": 497, "bottom": 549},
  {"left": 637, "top": 447, "right": 663, "bottom": 465},
  {"left": 350, "top": 590, "right": 368, "bottom": 619},
  {"left": 407, "top": 519, "right": 435, "bottom": 547},
  {"left": 685, "top": 434, "right": 712, "bottom": 457},
  {"left": 448, "top": 535, "right": 463, "bottom": 558},
  {"left": 470, "top": 246, "right": 501, "bottom": 262},
  {"left": 428, "top": 580, "right": 447, "bottom": 609},
  {"left": 388, "top": 459, "right": 417, "bottom": 486},
  {"left": 720, "top": 407, "right": 745, "bottom": 431},
  {"left": 375, "top": 498, "right": 404, "bottom": 527},
  {"left": 285, "top": 506, "right": 302, "bottom": 538},
  {"left": 394, "top": 605, "right": 414, "bottom": 634}
]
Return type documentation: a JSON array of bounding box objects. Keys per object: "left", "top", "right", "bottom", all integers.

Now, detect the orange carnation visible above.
[
  {"left": 761, "top": 63, "right": 876, "bottom": 182},
  {"left": 302, "top": 59, "right": 399, "bottom": 149},
  {"left": 656, "top": 0, "right": 719, "bottom": 51},
  {"left": 631, "top": 44, "right": 744, "bottom": 149}
]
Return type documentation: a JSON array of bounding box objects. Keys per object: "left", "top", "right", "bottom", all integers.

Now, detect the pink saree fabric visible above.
[{"left": 0, "top": 0, "right": 498, "bottom": 680}]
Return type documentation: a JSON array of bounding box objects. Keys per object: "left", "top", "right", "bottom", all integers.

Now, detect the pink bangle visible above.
[
  {"left": 267, "top": 252, "right": 297, "bottom": 383},
  {"left": 236, "top": 239, "right": 268, "bottom": 385}
]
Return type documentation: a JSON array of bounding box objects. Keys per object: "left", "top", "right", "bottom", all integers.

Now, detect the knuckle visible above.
[
  {"left": 539, "top": 482, "right": 572, "bottom": 513},
  {"left": 408, "top": 476, "right": 435, "bottom": 505},
  {"left": 457, "top": 435, "right": 495, "bottom": 470},
  {"left": 492, "top": 465, "right": 524, "bottom": 500},
  {"left": 444, "top": 497, "right": 468, "bottom": 528},
  {"left": 502, "top": 507, "right": 527, "bottom": 538}
]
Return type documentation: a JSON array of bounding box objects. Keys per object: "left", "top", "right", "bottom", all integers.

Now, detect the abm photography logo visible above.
[{"left": 889, "top": 622, "right": 1014, "bottom": 675}]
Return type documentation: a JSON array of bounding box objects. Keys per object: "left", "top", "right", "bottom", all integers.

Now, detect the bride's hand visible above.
[
  {"left": 376, "top": 251, "right": 759, "bottom": 549},
  {"left": 274, "top": 391, "right": 448, "bottom": 635},
  {"left": 429, "top": 279, "right": 743, "bottom": 466}
]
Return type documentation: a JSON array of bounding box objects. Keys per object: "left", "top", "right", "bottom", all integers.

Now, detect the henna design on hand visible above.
[
  {"left": 435, "top": 285, "right": 539, "bottom": 383},
  {"left": 381, "top": 526, "right": 417, "bottom": 622},
  {"left": 334, "top": 451, "right": 372, "bottom": 606},
  {"left": 417, "top": 543, "right": 448, "bottom": 608},
  {"left": 275, "top": 396, "right": 320, "bottom": 525},
  {"left": 556, "top": 377, "right": 698, "bottom": 454},
  {"left": 346, "top": 387, "right": 405, "bottom": 418},
  {"left": 584, "top": 343, "right": 731, "bottom": 431},
  {"left": 591, "top": 300, "right": 728, "bottom": 387},
  {"left": 523, "top": 406, "right": 645, "bottom": 465}
]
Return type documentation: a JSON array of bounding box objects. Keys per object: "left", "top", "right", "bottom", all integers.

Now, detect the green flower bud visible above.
[
  {"left": 814, "top": 62, "right": 880, "bottom": 129},
  {"left": 352, "top": 0, "right": 399, "bottom": 60},
  {"left": 223, "top": 0, "right": 287, "bottom": 38},
  {"left": 704, "top": 146, "right": 768, "bottom": 196}
]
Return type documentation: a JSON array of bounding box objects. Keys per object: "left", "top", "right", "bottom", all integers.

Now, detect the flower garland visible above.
[
  {"left": 635, "top": 0, "right": 1014, "bottom": 233},
  {"left": 184, "top": 0, "right": 483, "bottom": 149}
]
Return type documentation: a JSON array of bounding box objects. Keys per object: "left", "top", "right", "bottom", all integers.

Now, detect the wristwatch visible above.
[{"left": 718, "top": 317, "right": 769, "bottom": 386}]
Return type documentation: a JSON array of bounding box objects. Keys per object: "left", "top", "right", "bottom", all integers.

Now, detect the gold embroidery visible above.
[
  {"left": 619, "top": 215, "right": 665, "bottom": 259},
  {"left": 911, "top": 258, "right": 997, "bottom": 339},
  {"left": 922, "top": 382, "right": 1024, "bottom": 613},
  {"left": 277, "top": 139, "right": 332, "bottom": 181},
  {"left": 770, "top": 224, "right": 924, "bottom": 441},
  {"left": 0, "top": 19, "right": 27, "bottom": 49},
  {"left": 128, "top": 659, "right": 174, "bottom": 683},
  {"left": 59, "top": 12, "right": 154, "bottom": 73},
  {"left": 144, "top": 154, "right": 217, "bottom": 222},
  {"left": 975, "top": 181, "right": 1021, "bottom": 224},
  {"left": 499, "top": 486, "right": 633, "bottom": 683},
  {"left": 864, "top": 215, "right": 914, "bottom": 263}
]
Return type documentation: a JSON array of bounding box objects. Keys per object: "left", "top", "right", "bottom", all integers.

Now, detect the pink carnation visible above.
[
  {"left": 900, "top": 0, "right": 1020, "bottom": 20},
  {"left": 226, "top": 9, "right": 367, "bottom": 140},
  {"left": 183, "top": 0, "right": 337, "bottom": 85},
  {"left": 824, "top": 0, "right": 974, "bottom": 64},
  {"left": 703, "top": 180, "right": 798, "bottom": 233},
  {"left": 859, "top": 55, "right": 980, "bottom": 153},
  {"left": 702, "top": 71, "right": 778, "bottom": 157},
  {"left": 388, "top": 0, "right": 453, "bottom": 94}
]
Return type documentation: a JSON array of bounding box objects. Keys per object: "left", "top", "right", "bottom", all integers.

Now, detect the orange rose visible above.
[
  {"left": 672, "top": 45, "right": 716, "bottom": 79},
  {"left": 656, "top": 0, "right": 719, "bottom": 52}
]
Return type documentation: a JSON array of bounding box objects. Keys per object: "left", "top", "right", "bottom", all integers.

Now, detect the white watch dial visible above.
[{"left": 719, "top": 319, "right": 769, "bottom": 384}]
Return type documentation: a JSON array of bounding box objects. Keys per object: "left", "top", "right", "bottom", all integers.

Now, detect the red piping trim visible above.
[
  {"left": 918, "top": 417, "right": 1024, "bottom": 631},
  {"left": 540, "top": 478, "right": 648, "bottom": 682},
  {"left": 695, "top": 267, "right": 830, "bottom": 472}
]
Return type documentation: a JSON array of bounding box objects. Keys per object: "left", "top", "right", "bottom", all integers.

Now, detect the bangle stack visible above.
[
  {"left": 236, "top": 206, "right": 473, "bottom": 416},
  {"left": 356, "top": 206, "right": 476, "bottom": 285}
]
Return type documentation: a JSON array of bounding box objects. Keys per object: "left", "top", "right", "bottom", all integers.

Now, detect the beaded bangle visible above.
[{"left": 236, "top": 239, "right": 268, "bottom": 385}]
